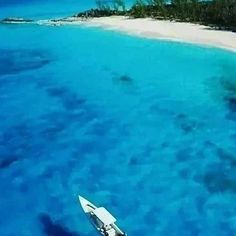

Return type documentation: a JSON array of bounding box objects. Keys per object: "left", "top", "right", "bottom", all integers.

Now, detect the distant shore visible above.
[
  {"left": 55, "top": 16, "right": 236, "bottom": 52},
  {"left": 1, "top": 15, "right": 236, "bottom": 52}
]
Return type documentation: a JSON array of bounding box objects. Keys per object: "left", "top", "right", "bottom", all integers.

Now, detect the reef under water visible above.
[{"left": 0, "top": 23, "right": 236, "bottom": 235}]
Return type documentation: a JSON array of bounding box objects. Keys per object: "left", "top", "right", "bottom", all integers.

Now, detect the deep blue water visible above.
[{"left": 1, "top": 6, "right": 236, "bottom": 236}]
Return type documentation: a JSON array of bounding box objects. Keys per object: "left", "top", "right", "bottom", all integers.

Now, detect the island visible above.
[{"left": 1, "top": 0, "right": 236, "bottom": 52}]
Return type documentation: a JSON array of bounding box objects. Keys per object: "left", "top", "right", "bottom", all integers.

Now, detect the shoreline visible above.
[
  {"left": 51, "top": 16, "right": 236, "bottom": 53},
  {"left": 2, "top": 15, "right": 236, "bottom": 52}
]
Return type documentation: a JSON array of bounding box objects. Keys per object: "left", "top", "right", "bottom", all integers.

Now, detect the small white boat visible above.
[{"left": 78, "top": 195, "right": 127, "bottom": 236}]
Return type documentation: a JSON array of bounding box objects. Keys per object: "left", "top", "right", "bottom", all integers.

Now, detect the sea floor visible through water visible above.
[{"left": 1, "top": 23, "right": 236, "bottom": 236}]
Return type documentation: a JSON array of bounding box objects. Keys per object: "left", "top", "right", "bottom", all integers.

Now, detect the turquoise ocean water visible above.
[
  {"left": 0, "top": 0, "right": 134, "bottom": 19},
  {"left": 1, "top": 2, "right": 236, "bottom": 236},
  {"left": 0, "top": 1, "right": 93, "bottom": 19}
]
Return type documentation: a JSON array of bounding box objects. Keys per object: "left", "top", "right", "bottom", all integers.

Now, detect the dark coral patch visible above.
[
  {"left": 47, "top": 87, "right": 68, "bottom": 98},
  {"left": 89, "top": 164, "right": 104, "bottom": 176},
  {"left": 195, "top": 195, "right": 206, "bottom": 214},
  {"left": 0, "top": 123, "right": 35, "bottom": 155},
  {"left": 195, "top": 149, "right": 206, "bottom": 160},
  {"left": 219, "top": 76, "right": 236, "bottom": 108},
  {"left": 216, "top": 147, "right": 233, "bottom": 161},
  {"left": 1, "top": 127, "right": 18, "bottom": 144},
  {"left": 181, "top": 123, "right": 195, "bottom": 133},
  {"left": 204, "top": 173, "right": 233, "bottom": 193},
  {"left": 225, "top": 97, "right": 236, "bottom": 113},
  {"left": 113, "top": 74, "right": 133, "bottom": 84},
  {"left": 129, "top": 156, "right": 139, "bottom": 166},
  {"left": 39, "top": 213, "right": 79, "bottom": 236},
  {"left": 220, "top": 77, "right": 236, "bottom": 95},
  {"left": 40, "top": 124, "right": 66, "bottom": 141},
  {"left": 161, "top": 141, "right": 169, "bottom": 149},
  {"left": 230, "top": 133, "right": 236, "bottom": 142},
  {"left": 203, "top": 167, "right": 236, "bottom": 193},
  {"left": 0, "top": 49, "right": 52, "bottom": 76},
  {"left": 144, "top": 208, "right": 160, "bottom": 225},
  {"left": 174, "top": 113, "right": 202, "bottom": 134},
  {"left": 40, "top": 111, "right": 69, "bottom": 124},
  {"left": 0, "top": 155, "right": 19, "bottom": 169},
  {"left": 76, "top": 136, "right": 113, "bottom": 156},
  {"left": 175, "top": 148, "right": 192, "bottom": 162},
  {"left": 62, "top": 96, "right": 86, "bottom": 111},
  {"left": 86, "top": 119, "right": 114, "bottom": 137},
  {"left": 178, "top": 168, "right": 190, "bottom": 179},
  {"left": 13, "top": 123, "right": 32, "bottom": 138},
  {"left": 76, "top": 141, "right": 98, "bottom": 155},
  {"left": 119, "top": 75, "right": 133, "bottom": 82},
  {"left": 67, "top": 109, "right": 97, "bottom": 125},
  {"left": 216, "top": 147, "right": 236, "bottom": 167},
  {"left": 203, "top": 140, "right": 215, "bottom": 149},
  {"left": 181, "top": 219, "right": 200, "bottom": 236},
  {"left": 225, "top": 112, "right": 236, "bottom": 121},
  {"left": 46, "top": 86, "right": 86, "bottom": 112},
  {"left": 224, "top": 95, "right": 236, "bottom": 121},
  {"left": 38, "top": 112, "right": 72, "bottom": 139}
]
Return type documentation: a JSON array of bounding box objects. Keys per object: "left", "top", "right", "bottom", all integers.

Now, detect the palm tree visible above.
[
  {"left": 95, "top": 0, "right": 111, "bottom": 11},
  {"left": 130, "top": 0, "right": 147, "bottom": 18},
  {"left": 113, "top": 0, "right": 126, "bottom": 12}
]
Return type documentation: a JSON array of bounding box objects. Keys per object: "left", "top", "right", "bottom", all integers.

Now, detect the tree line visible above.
[
  {"left": 76, "top": 0, "right": 236, "bottom": 31},
  {"left": 130, "top": 0, "right": 236, "bottom": 30}
]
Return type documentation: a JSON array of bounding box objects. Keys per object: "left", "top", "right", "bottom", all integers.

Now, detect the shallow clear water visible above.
[{"left": 1, "top": 22, "right": 236, "bottom": 236}]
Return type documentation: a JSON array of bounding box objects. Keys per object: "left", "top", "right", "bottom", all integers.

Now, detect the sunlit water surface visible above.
[{"left": 0, "top": 22, "right": 236, "bottom": 236}]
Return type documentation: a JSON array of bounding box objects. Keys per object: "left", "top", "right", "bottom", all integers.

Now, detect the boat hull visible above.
[{"left": 78, "top": 196, "right": 126, "bottom": 236}]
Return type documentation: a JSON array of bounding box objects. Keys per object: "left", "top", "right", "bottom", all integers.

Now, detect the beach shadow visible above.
[{"left": 202, "top": 25, "right": 236, "bottom": 33}]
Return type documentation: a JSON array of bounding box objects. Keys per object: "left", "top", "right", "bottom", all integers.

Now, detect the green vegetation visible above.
[
  {"left": 130, "top": 0, "right": 236, "bottom": 29},
  {"left": 130, "top": 0, "right": 147, "bottom": 18},
  {"left": 75, "top": 0, "right": 127, "bottom": 17},
  {"left": 95, "top": 0, "right": 126, "bottom": 11},
  {"left": 113, "top": 0, "right": 126, "bottom": 11},
  {"left": 76, "top": 0, "right": 236, "bottom": 31}
]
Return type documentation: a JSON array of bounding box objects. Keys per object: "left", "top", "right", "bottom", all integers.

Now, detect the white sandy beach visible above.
[{"left": 58, "top": 16, "right": 236, "bottom": 52}]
